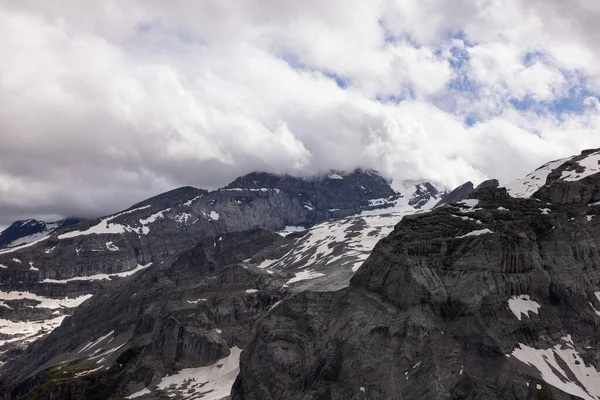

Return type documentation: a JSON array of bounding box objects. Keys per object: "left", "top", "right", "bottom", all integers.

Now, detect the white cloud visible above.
[{"left": 0, "top": 0, "right": 600, "bottom": 225}]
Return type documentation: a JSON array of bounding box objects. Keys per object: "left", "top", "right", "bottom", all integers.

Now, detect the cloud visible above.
[{"left": 0, "top": 0, "right": 600, "bottom": 226}]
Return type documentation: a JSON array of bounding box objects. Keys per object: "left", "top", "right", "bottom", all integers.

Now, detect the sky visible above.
[{"left": 2, "top": 0, "right": 600, "bottom": 227}]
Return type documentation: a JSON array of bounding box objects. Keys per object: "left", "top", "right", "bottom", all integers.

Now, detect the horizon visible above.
[{"left": 2, "top": 1, "right": 600, "bottom": 227}]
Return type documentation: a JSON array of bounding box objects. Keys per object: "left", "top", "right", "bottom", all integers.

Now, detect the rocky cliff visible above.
[
  {"left": 6, "top": 149, "right": 600, "bottom": 400},
  {"left": 232, "top": 148, "right": 600, "bottom": 400}
]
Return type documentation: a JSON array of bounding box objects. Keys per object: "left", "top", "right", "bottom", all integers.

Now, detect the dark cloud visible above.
[{"left": 1, "top": 0, "right": 600, "bottom": 226}]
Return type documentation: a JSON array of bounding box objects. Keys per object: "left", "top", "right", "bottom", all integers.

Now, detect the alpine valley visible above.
[{"left": 1, "top": 149, "right": 600, "bottom": 400}]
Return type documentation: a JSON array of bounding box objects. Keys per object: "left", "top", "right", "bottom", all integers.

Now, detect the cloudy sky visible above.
[{"left": 2, "top": 0, "right": 600, "bottom": 227}]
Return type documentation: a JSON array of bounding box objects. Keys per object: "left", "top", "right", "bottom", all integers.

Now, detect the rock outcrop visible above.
[
  {"left": 433, "top": 181, "right": 474, "bottom": 208},
  {"left": 232, "top": 150, "right": 600, "bottom": 400}
]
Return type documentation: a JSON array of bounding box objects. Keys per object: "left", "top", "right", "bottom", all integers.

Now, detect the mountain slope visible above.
[
  {"left": 0, "top": 174, "right": 442, "bottom": 398},
  {"left": 0, "top": 169, "right": 407, "bottom": 366},
  {"left": 0, "top": 218, "right": 84, "bottom": 249},
  {"left": 233, "top": 148, "right": 600, "bottom": 400}
]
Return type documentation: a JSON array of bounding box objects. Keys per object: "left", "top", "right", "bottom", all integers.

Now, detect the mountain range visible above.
[{"left": 1, "top": 150, "right": 599, "bottom": 400}]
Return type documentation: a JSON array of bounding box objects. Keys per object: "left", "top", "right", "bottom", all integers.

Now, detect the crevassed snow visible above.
[
  {"left": 42, "top": 263, "right": 152, "bottom": 284},
  {"left": 456, "top": 228, "right": 493, "bottom": 238},
  {"left": 509, "top": 335, "right": 600, "bottom": 400},
  {"left": 508, "top": 295, "right": 540, "bottom": 320},
  {"left": 504, "top": 157, "right": 573, "bottom": 198},
  {"left": 561, "top": 152, "right": 600, "bottom": 181},
  {"left": 156, "top": 346, "right": 242, "bottom": 400}
]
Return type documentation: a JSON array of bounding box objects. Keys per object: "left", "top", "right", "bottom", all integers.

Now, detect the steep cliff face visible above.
[{"left": 233, "top": 149, "right": 600, "bottom": 400}]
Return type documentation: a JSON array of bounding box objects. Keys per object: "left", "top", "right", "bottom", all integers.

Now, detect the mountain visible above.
[
  {"left": 6, "top": 147, "right": 599, "bottom": 400},
  {"left": 0, "top": 168, "right": 408, "bottom": 367},
  {"left": 0, "top": 218, "right": 84, "bottom": 248},
  {"left": 0, "top": 170, "right": 441, "bottom": 399},
  {"left": 231, "top": 148, "right": 600, "bottom": 400}
]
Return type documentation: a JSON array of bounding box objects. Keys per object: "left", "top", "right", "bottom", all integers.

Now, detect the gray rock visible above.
[
  {"left": 433, "top": 181, "right": 473, "bottom": 208},
  {"left": 233, "top": 184, "right": 600, "bottom": 400},
  {"left": 476, "top": 178, "right": 499, "bottom": 190},
  {"left": 534, "top": 148, "right": 600, "bottom": 205},
  {"left": 0, "top": 229, "right": 289, "bottom": 398}
]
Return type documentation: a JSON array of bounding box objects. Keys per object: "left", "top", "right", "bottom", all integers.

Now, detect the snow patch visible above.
[
  {"left": 0, "top": 291, "right": 92, "bottom": 309},
  {"left": 561, "top": 152, "right": 600, "bottom": 181},
  {"left": 508, "top": 295, "right": 540, "bottom": 320},
  {"left": 0, "top": 236, "right": 50, "bottom": 255},
  {"left": 504, "top": 157, "right": 573, "bottom": 198},
  {"left": 156, "top": 347, "right": 242, "bottom": 400},
  {"left": 510, "top": 335, "right": 600, "bottom": 400},
  {"left": 43, "top": 263, "right": 152, "bottom": 283},
  {"left": 286, "top": 270, "right": 325, "bottom": 284},
  {"left": 126, "top": 388, "right": 151, "bottom": 399},
  {"left": 456, "top": 228, "right": 493, "bottom": 238},
  {"left": 209, "top": 211, "right": 220, "bottom": 220},
  {"left": 328, "top": 173, "right": 344, "bottom": 180}
]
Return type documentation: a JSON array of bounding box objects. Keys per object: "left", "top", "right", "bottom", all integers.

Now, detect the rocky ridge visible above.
[{"left": 0, "top": 218, "right": 84, "bottom": 249}]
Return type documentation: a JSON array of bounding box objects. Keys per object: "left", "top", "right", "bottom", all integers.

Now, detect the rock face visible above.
[
  {"left": 407, "top": 182, "right": 443, "bottom": 209},
  {"left": 0, "top": 229, "right": 289, "bottom": 399},
  {"left": 0, "top": 218, "right": 84, "bottom": 248},
  {"left": 433, "top": 181, "right": 474, "bottom": 208},
  {"left": 232, "top": 151, "right": 600, "bottom": 400},
  {"left": 476, "top": 178, "right": 499, "bottom": 190}
]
